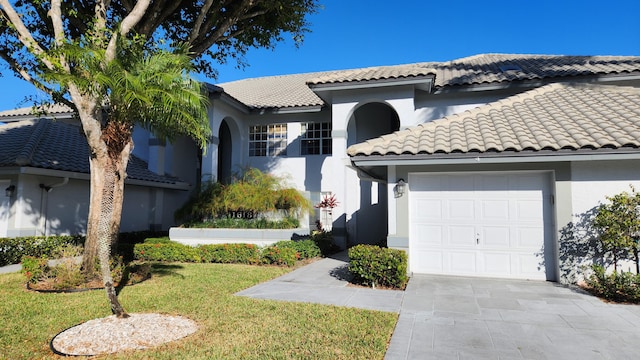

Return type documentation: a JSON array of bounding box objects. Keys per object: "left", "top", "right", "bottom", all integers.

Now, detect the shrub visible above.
[
  {"left": 187, "top": 217, "right": 300, "bottom": 229},
  {"left": 261, "top": 245, "right": 298, "bottom": 267},
  {"left": 348, "top": 245, "right": 408, "bottom": 289},
  {"left": 311, "top": 230, "right": 339, "bottom": 256},
  {"left": 592, "top": 186, "right": 640, "bottom": 273},
  {"left": 273, "top": 240, "right": 321, "bottom": 260},
  {"left": 0, "top": 236, "right": 83, "bottom": 266},
  {"left": 174, "top": 167, "right": 313, "bottom": 225},
  {"left": 199, "top": 244, "right": 261, "bottom": 264},
  {"left": 20, "top": 256, "right": 48, "bottom": 283},
  {"left": 134, "top": 242, "right": 202, "bottom": 262},
  {"left": 143, "top": 237, "right": 173, "bottom": 244},
  {"left": 585, "top": 264, "right": 640, "bottom": 303}
]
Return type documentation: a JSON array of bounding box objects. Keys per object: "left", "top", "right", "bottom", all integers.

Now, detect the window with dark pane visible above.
[{"left": 301, "top": 122, "right": 332, "bottom": 155}]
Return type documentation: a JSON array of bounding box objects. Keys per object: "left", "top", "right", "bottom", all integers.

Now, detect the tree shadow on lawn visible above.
[{"left": 148, "top": 263, "right": 186, "bottom": 278}]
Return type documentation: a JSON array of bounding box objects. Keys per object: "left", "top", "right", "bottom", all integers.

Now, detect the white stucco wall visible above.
[
  {"left": 4, "top": 174, "right": 184, "bottom": 237},
  {"left": 570, "top": 160, "right": 640, "bottom": 216}
]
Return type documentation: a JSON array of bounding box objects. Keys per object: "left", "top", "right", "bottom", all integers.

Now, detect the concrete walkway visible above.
[{"left": 237, "top": 252, "right": 640, "bottom": 360}]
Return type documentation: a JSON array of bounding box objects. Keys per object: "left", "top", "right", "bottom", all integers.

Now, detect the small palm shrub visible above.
[
  {"left": 174, "top": 168, "right": 313, "bottom": 227},
  {"left": 348, "top": 245, "right": 408, "bottom": 289}
]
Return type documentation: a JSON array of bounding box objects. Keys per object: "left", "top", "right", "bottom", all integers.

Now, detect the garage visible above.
[{"left": 409, "top": 172, "right": 554, "bottom": 280}]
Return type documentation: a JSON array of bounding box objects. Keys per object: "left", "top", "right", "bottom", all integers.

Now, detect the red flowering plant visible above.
[{"left": 315, "top": 194, "right": 339, "bottom": 214}]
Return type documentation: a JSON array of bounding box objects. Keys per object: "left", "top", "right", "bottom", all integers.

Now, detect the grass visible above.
[{"left": 0, "top": 263, "right": 398, "bottom": 359}]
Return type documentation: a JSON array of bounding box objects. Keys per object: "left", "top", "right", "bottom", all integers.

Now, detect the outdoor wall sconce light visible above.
[
  {"left": 394, "top": 179, "right": 407, "bottom": 198},
  {"left": 5, "top": 185, "right": 15, "bottom": 198}
]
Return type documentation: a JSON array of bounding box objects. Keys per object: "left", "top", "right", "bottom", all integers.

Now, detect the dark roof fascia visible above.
[
  {"left": 249, "top": 104, "right": 325, "bottom": 115},
  {"left": 433, "top": 71, "right": 640, "bottom": 94},
  {"left": 0, "top": 166, "right": 191, "bottom": 190},
  {"left": 308, "top": 75, "right": 435, "bottom": 92},
  {"left": 350, "top": 148, "right": 640, "bottom": 167}
]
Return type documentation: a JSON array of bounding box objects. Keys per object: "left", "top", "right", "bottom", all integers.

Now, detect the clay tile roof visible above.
[
  {"left": 215, "top": 54, "right": 640, "bottom": 109},
  {"left": 0, "top": 104, "right": 74, "bottom": 118},
  {"left": 306, "top": 63, "right": 437, "bottom": 86},
  {"left": 347, "top": 83, "right": 640, "bottom": 157},
  {"left": 0, "top": 119, "right": 183, "bottom": 185},
  {"left": 433, "top": 53, "right": 640, "bottom": 88},
  {"left": 217, "top": 72, "right": 328, "bottom": 109}
]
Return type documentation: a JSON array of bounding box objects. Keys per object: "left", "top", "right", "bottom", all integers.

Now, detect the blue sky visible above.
[{"left": 1, "top": 0, "right": 639, "bottom": 110}]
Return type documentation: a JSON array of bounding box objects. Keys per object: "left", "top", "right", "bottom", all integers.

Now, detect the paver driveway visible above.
[
  {"left": 236, "top": 253, "right": 640, "bottom": 359},
  {"left": 387, "top": 274, "right": 640, "bottom": 360}
]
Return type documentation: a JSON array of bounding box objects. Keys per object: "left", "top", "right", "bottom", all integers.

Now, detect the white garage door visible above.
[{"left": 409, "top": 172, "right": 552, "bottom": 280}]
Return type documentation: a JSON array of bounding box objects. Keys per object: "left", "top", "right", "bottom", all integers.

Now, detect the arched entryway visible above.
[
  {"left": 217, "top": 119, "right": 233, "bottom": 184},
  {"left": 346, "top": 102, "right": 400, "bottom": 245}
]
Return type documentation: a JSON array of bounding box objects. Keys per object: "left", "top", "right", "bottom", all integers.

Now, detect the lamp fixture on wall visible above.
[
  {"left": 5, "top": 185, "right": 15, "bottom": 198},
  {"left": 394, "top": 179, "right": 407, "bottom": 198}
]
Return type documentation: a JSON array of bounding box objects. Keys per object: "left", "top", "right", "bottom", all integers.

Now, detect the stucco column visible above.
[{"left": 201, "top": 136, "right": 219, "bottom": 183}]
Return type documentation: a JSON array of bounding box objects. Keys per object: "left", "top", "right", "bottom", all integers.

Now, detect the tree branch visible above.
[
  {"left": 189, "top": 0, "right": 215, "bottom": 43},
  {"left": 0, "top": 0, "right": 55, "bottom": 70},
  {"left": 105, "top": 0, "right": 151, "bottom": 62},
  {"left": 191, "top": 0, "right": 255, "bottom": 54},
  {"left": 48, "top": 0, "right": 70, "bottom": 72}
]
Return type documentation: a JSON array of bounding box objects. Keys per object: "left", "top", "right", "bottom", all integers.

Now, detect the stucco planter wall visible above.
[{"left": 169, "top": 227, "right": 309, "bottom": 247}]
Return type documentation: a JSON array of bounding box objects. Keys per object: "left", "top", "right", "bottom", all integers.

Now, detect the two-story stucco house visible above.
[
  {"left": 204, "top": 53, "right": 640, "bottom": 283},
  {"left": 3, "top": 53, "right": 640, "bottom": 283}
]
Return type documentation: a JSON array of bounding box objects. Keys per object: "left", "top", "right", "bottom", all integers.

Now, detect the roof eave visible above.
[
  {"left": 434, "top": 72, "right": 640, "bottom": 94},
  {"left": 0, "top": 166, "right": 191, "bottom": 190},
  {"left": 308, "top": 75, "right": 435, "bottom": 92},
  {"left": 350, "top": 149, "right": 640, "bottom": 167},
  {"left": 250, "top": 104, "right": 325, "bottom": 114}
]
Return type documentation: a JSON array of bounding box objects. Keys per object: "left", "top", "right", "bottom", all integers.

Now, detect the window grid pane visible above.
[
  {"left": 301, "top": 122, "right": 332, "bottom": 155},
  {"left": 249, "top": 124, "right": 287, "bottom": 157}
]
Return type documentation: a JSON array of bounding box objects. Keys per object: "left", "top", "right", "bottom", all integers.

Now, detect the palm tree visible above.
[{"left": 51, "top": 38, "right": 210, "bottom": 317}]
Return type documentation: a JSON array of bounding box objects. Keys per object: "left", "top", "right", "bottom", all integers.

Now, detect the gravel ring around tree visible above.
[{"left": 50, "top": 313, "right": 198, "bottom": 356}]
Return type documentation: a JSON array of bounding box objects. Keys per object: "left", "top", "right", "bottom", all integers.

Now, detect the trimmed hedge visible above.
[
  {"left": 200, "top": 244, "right": 261, "bottom": 264},
  {"left": 0, "top": 236, "right": 83, "bottom": 266},
  {"left": 133, "top": 239, "right": 320, "bottom": 267},
  {"left": 348, "top": 245, "right": 408, "bottom": 289},
  {"left": 272, "top": 239, "right": 321, "bottom": 259},
  {"left": 261, "top": 245, "right": 298, "bottom": 266},
  {"left": 134, "top": 242, "right": 202, "bottom": 262}
]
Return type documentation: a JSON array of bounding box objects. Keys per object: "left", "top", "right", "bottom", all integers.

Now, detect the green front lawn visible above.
[{"left": 0, "top": 263, "right": 397, "bottom": 359}]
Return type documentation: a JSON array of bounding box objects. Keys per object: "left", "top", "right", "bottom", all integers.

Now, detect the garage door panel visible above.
[
  {"left": 481, "top": 226, "right": 510, "bottom": 248},
  {"left": 413, "top": 250, "right": 444, "bottom": 273},
  {"left": 409, "top": 172, "right": 551, "bottom": 280},
  {"left": 447, "top": 251, "right": 477, "bottom": 273},
  {"left": 516, "top": 255, "right": 545, "bottom": 280},
  {"left": 516, "top": 227, "right": 544, "bottom": 248},
  {"left": 414, "top": 198, "right": 443, "bottom": 220},
  {"left": 479, "top": 252, "right": 512, "bottom": 275},
  {"left": 481, "top": 200, "right": 510, "bottom": 221},
  {"left": 448, "top": 226, "right": 476, "bottom": 247},
  {"left": 414, "top": 224, "right": 443, "bottom": 247},
  {"left": 517, "top": 200, "right": 543, "bottom": 221},
  {"left": 449, "top": 199, "right": 475, "bottom": 219}
]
